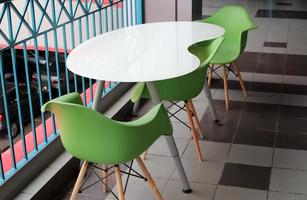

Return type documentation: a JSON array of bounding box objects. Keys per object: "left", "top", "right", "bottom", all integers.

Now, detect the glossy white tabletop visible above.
[{"left": 67, "top": 21, "right": 224, "bottom": 82}]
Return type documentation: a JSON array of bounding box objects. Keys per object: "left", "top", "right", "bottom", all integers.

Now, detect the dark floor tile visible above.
[
  {"left": 219, "top": 163, "right": 271, "bottom": 190},
  {"left": 243, "top": 102, "right": 279, "bottom": 114},
  {"left": 256, "top": 53, "right": 286, "bottom": 75},
  {"left": 286, "top": 54, "right": 307, "bottom": 76},
  {"left": 249, "top": 82, "right": 283, "bottom": 93},
  {"left": 255, "top": 9, "right": 307, "bottom": 19},
  {"left": 279, "top": 105, "right": 307, "bottom": 119},
  {"left": 276, "top": 131, "right": 307, "bottom": 150},
  {"left": 202, "top": 124, "right": 236, "bottom": 143},
  {"left": 283, "top": 84, "right": 307, "bottom": 95},
  {"left": 278, "top": 118, "right": 307, "bottom": 134},
  {"left": 239, "top": 103, "right": 278, "bottom": 131},
  {"left": 233, "top": 128, "right": 276, "bottom": 147},
  {"left": 238, "top": 116, "right": 277, "bottom": 131},
  {"left": 276, "top": 2, "right": 292, "bottom": 6},
  {"left": 263, "top": 41, "right": 287, "bottom": 48},
  {"left": 236, "top": 52, "right": 261, "bottom": 73}
]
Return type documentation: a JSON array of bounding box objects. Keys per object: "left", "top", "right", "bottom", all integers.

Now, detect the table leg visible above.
[
  {"left": 92, "top": 80, "right": 105, "bottom": 110},
  {"left": 204, "top": 83, "right": 219, "bottom": 123},
  {"left": 146, "top": 82, "right": 192, "bottom": 193}
]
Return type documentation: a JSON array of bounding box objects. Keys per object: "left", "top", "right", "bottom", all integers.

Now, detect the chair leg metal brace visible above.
[{"left": 146, "top": 81, "right": 192, "bottom": 193}]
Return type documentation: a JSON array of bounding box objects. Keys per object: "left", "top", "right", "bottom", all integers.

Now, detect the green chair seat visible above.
[{"left": 41, "top": 92, "right": 172, "bottom": 165}]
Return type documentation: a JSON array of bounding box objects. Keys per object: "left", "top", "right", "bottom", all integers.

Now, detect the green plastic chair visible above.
[
  {"left": 41, "top": 92, "right": 172, "bottom": 200},
  {"left": 131, "top": 37, "right": 224, "bottom": 161},
  {"left": 201, "top": 5, "right": 257, "bottom": 109}
]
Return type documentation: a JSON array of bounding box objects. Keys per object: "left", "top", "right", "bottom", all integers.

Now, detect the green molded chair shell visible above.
[
  {"left": 200, "top": 5, "right": 257, "bottom": 64},
  {"left": 41, "top": 92, "right": 172, "bottom": 165},
  {"left": 131, "top": 37, "right": 224, "bottom": 103}
]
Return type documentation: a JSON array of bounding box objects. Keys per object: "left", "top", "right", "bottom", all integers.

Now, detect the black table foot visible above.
[{"left": 182, "top": 189, "right": 193, "bottom": 193}]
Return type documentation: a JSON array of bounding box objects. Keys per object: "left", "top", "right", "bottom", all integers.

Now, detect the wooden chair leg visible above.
[
  {"left": 207, "top": 64, "right": 213, "bottom": 87},
  {"left": 70, "top": 161, "right": 88, "bottom": 200},
  {"left": 232, "top": 62, "right": 247, "bottom": 97},
  {"left": 115, "top": 165, "right": 125, "bottom": 200},
  {"left": 188, "top": 100, "right": 204, "bottom": 138},
  {"left": 136, "top": 157, "right": 163, "bottom": 200},
  {"left": 185, "top": 102, "right": 203, "bottom": 162},
  {"left": 222, "top": 65, "right": 229, "bottom": 110},
  {"left": 102, "top": 164, "right": 108, "bottom": 192},
  {"left": 143, "top": 150, "right": 149, "bottom": 160}
]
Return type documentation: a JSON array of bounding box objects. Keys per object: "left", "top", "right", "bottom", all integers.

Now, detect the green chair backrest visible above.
[
  {"left": 131, "top": 36, "right": 224, "bottom": 102},
  {"left": 201, "top": 5, "right": 256, "bottom": 59},
  {"left": 42, "top": 93, "right": 172, "bottom": 165}
]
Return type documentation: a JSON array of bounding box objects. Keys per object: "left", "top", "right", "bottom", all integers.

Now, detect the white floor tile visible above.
[
  {"left": 273, "top": 148, "right": 307, "bottom": 170},
  {"left": 172, "top": 159, "right": 224, "bottom": 184},
  {"left": 214, "top": 185, "right": 268, "bottom": 200},
  {"left": 262, "top": 47, "right": 287, "bottom": 54},
  {"left": 163, "top": 180, "right": 216, "bottom": 200},
  {"left": 183, "top": 141, "right": 230, "bottom": 162},
  {"left": 284, "top": 75, "right": 307, "bottom": 86},
  {"left": 253, "top": 73, "right": 283, "bottom": 84},
  {"left": 106, "top": 175, "right": 168, "bottom": 200},
  {"left": 281, "top": 94, "right": 307, "bottom": 107},
  {"left": 268, "top": 191, "right": 307, "bottom": 200},
  {"left": 270, "top": 168, "right": 307, "bottom": 194},
  {"left": 227, "top": 144, "right": 273, "bottom": 167},
  {"left": 147, "top": 137, "right": 189, "bottom": 157},
  {"left": 138, "top": 155, "right": 176, "bottom": 179}
]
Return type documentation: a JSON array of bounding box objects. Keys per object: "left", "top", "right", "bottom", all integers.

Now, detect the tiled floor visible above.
[{"left": 60, "top": 0, "right": 307, "bottom": 199}]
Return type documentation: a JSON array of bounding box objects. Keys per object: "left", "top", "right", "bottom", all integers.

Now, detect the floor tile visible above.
[
  {"left": 246, "top": 91, "right": 281, "bottom": 104},
  {"left": 268, "top": 191, "right": 307, "bottom": 200},
  {"left": 163, "top": 180, "right": 216, "bottom": 200},
  {"left": 270, "top": 168, "right": 307, "bottom": 194},
  {"left": 281, "top": 94, "right": 307, "bottom": 107},
  {"left": 286, "top": 54, "right": 307, "bottom": 76},
  {"left": 234, "top": 128, "right": 276, "bottom": 147},
  {"left": 276, "top": 131, "right": 307, "bottom": 150},
  {"left": 147, "top": 137, "right": 189, "bottom": 157},
  {"left": 138, "top": 155, "right": 176, "bottom": 179},
  {"left": 227, "top": 144, "right": 273, "bottom": 167},
  {"left": 273, "top": 148, "right": 307, "bottom": 170},
  {"left": 279, "top": 105, "right": 307, "bottom": 119},
  {"left": 182, "top": 141, "right": 230, "bottom": 162},
  {"left": 106, "top": 175, "right": 168, "bottom": 200},
  {"left": 256, "top": 53, "right": 286, "bottom": 75},
  {"left": 278, "top": 118, "right": 307, "bottom": 133},
  {"left": 214, "top": 185, "right": 268, "bottom": 200},
  {"left": 172, "top": 159, "right": 224, "bottom": 184},
  {"left": 219, "top": 163, "right": 271, "bottom": 190}
]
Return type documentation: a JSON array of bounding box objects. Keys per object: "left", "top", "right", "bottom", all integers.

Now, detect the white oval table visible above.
[{"left": 67, "top": 21, "right": 224, "bottom": 193}]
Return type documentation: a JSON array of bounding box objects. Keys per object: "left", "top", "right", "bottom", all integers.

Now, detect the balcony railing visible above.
[{"left": 0, "top": 0, "right": 141, "bottom": 185}]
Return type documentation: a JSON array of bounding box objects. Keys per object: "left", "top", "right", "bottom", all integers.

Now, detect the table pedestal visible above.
[{"left": 146, "top": 81, "right": 192, "bottom": 193}]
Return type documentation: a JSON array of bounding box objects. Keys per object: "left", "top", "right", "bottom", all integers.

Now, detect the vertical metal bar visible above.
[
  {"left": 121, "top": 0, "right": 124, "bottom": 28},
  {"left": 104, "top": 6, "right": 109, "bottom": 32},
  {"left": 30, "top": 0, "right": 48, "bottom": 142},
  {"left": 125, "top": 0, "right": 129, "bottom": 26},
  {"left": 129, "top": 0, "right": 133, "bottom": 25},
  {"left": 22, "top": 42, "right": 38, "bottom": 151},
  {"left": 62, "top": 26, "right": 70, "bottom": 94},
  {"left": 115, "top": 2, "right": 119, "bottom": 29},
  {"left": 43, "top": 34, "right": 57, "bottom": 135},
  {"left": 6, "top": 4, "right": 27, "bottom": 159},
  {"left": 135, "top": 0, "right": 142, "bottom": 25},
  {"left": 50, "top": 0, "right": 62, "bottom": 96},
  {"left": 98, "top": 4, "right": 103, "bottom": 34},
  {"left": 69, "top": 0, "right": 78, "bottom": 93},
  {"left": 0, "top": 50, "right": 16, "bottom": 169},
  {"left": 109, "top": 1, "right": 114, "bottom": 30},
  {"left": 78, "top": 18, "right": 87, "bottom": 104}
]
